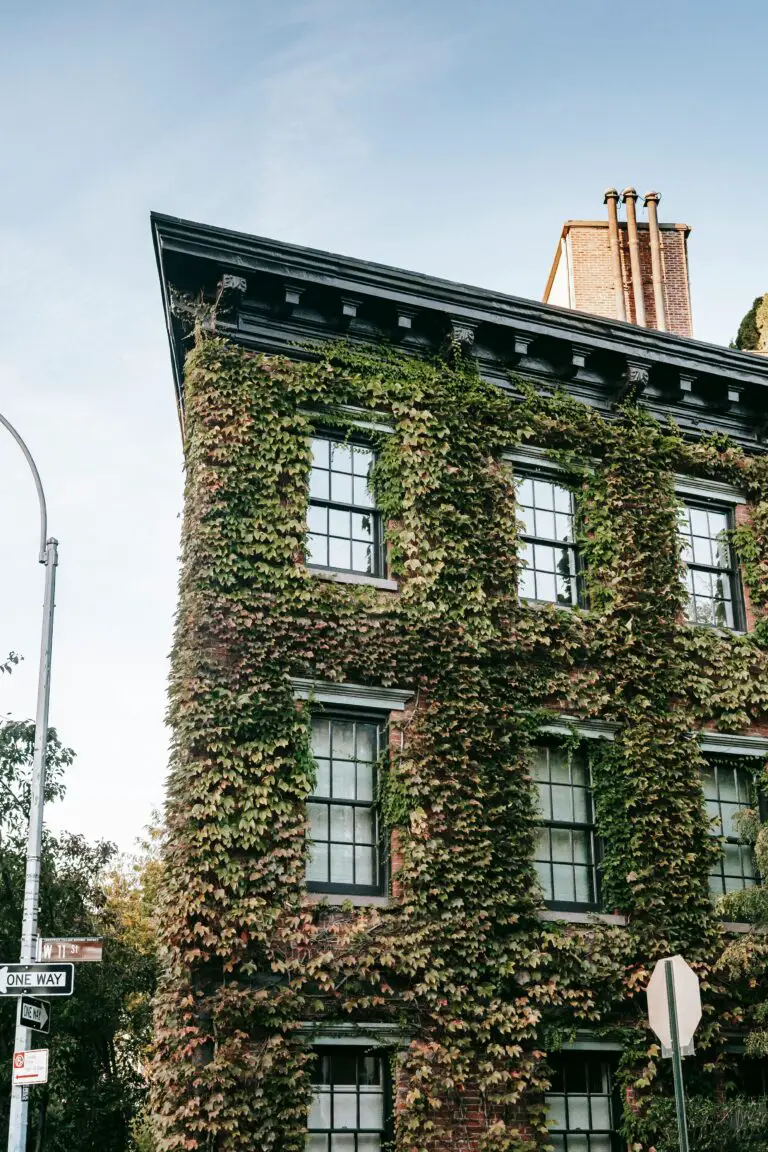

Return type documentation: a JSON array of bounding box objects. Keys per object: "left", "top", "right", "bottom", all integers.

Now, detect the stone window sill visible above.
[
  {"left": 307, "top": 892, "right": 391, "bottom": 908},
  {"left": 537, "top": 909, "right": 627, "bottom": 927},
  {"left": 309, "top": 568, "right": 399, "bottom": 592}
]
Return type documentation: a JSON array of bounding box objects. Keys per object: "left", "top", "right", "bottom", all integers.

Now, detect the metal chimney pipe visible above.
[
  {"left": 644, "top": 191, "right": 667, "bottom": 332},
  {"left": 622, "top": 187, "right": 646, "bottom": 327},
  {"left": 604, "top": 188, "right": 627, "bottom": 322}
]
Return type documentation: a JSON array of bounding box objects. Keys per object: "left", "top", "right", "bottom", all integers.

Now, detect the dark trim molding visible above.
[{"left": 152, "top": 212, "right": 768, "bottom": 448}]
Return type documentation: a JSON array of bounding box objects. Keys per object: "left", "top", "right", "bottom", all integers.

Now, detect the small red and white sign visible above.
[{"left": 12, "top": 1049, "right": 48, "bottom": 1085}]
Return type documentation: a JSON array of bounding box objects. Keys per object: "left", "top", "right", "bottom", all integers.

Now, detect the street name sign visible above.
[
  {"left": 37, "top": 937, "right": 103, "bottom": 963},
  {"left": 19, "top": 996, "right": 50, "bottom": 1035},
  {"left": 646, "top": 954, "right": 701, "bottom": 1054},
  {"left": 0, "top": 963, "right": 74, "bottom": 997},
  {"left": 12, "top": 1050, "right": 48, "bottom": 1086}
]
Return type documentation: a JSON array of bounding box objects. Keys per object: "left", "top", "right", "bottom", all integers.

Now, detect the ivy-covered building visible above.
[{"left": 150, "top": 212, "right": 768, "bottom": 1152}]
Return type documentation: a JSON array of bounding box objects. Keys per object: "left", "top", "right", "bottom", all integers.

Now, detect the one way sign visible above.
[
  {"left": 0, "top": 964, "right": 74, "bottom": 997},
  {"left": 19, "top": 996, "right": 50, "bottom": 1035}
]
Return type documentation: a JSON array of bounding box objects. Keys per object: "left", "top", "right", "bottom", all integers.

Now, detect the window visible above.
[
  {"left": 532, "top": 744, "right": 599, "bottom": 909},
  {"left": 516, "top": 473, "right": 580, "bottom": 606},
  {"left": 307, "top": 1048, "right": 388, "bottom": 1152},
  {"left": 679, "top": 501, "right": 741, "bottom": 629},
  {"left": 545, "top": 1054, "right": 619, "bottom": 1152},
  {"left": 307, "top": 437, "right": 384, "bottom": 577},
  {"left": 732, "top": 1056, "right": 768, "bottom": 1098},
  {"left": 702, "top": 759, "right": 758, "bottom": 897},
  {"left": 306, "top": 713, "right": 384, "bottom": 895}
]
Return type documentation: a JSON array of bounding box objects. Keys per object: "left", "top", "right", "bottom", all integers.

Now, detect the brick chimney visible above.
[{"left": 543, "top": 189, "right": 693, "bottom": 337}]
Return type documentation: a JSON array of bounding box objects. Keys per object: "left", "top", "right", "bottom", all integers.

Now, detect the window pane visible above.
[
  {"left": 359, "top": 1091, "right": 384, "bottom": 1128},
  {"left": 551, "top": 785, "right": 573, "bottom": 820},
  {"left": 519, "top": 566, "right": 536, "bottom": 599},
  {"left": 333, "top": 722, "right": 356, "bottom": 759},
  {"left": 590, "top": 1098, "right": 611, "bottom": 1129},
  {"left": 307, "top": 534, "right": 329, "bottom": 566},
  {"left": 331, "top": 444, "right": 353, "bottom": 474},
  {"left": 351, "top": 513, "right": 374, "bottom": 541},
  {"left": 351, "top": 541, "right": 374, "bottom": 573},
  {"left": 356, "top": 724, "right": 377, "bottom": 762},
  {"left": 312, "top": 438, "right": 330, "bottom": 468},
  {"left": 353, "top": 476, "right": 376, "bottom": 509},
  {"left": 553, "top": 864, "right": 575, "bottom": 903},
  {"left": 536, "top": 571, "right": 557, "bottom": 603},
  {"left": 332, "top": 760, "right": 356, "bottom": 799},
  {"left": 307, "top": 842, "right": 329, "bottom": 883},
  {"left": 534, "top": 479, "right": 555, "bottom": 510},
  {"left": 307, "top": 1135, "right": 327, "bottom": 1152},
  {"left": 329, "top": 508, "right": 350, "bottom": 537},
  {"left": 355, "top": 808, "right": 374, "bottom": 843},
  {"left": 356, "top": 760, "right": 374, "bottom": 802},
  {"left": 329, "top": 536, "right": 351, "bottom": 569},
  {"left": 308, "top": 803, "right": 329, "bottom": 840},
  {"left": 314, "top": 759, "right": 331, "bottom": 797},
  {"left": 551, "top": 828, "right": 572, "bottom": 862},
  {"left": 330, "top": 844, "right": 354, "bottom": 884},
  {"left": 331, "top": 469, "right": 353, "bottom": 504},
  {"left": 310, "top": 470, "right": 330, "bottom": 501},
  {"left": 355, "top": 846, "right": 375, "bottom": 886},
  {"left": 331, "top": 805, "right": 354, "bottom": 843},
  {"left": 309, "top": 1092, "right": 332, "bottom": 1129},
  {"left": 535, "top": 859, "right": 553, "bottom": 900},
  {"left": 546, "top": 1097, "right": 567, "bottom": 1130},
  {"left": 308, "top": 505, "right": 328, "bottom": 533},
  {"left": 356, "top": 1137, "right": 381, "bottom": 1152},
  {"left": 574, "top": 865, "right": 593, "bottom": 904},
  {"left": 330, "top": 1137, "right": 355, "bottom": 1152},
  {"left": 536, "top": 509, "right": 556, "bottom": 540},
  {"left": 571, "top": 786, "right": 589, "bottom": 823},
  {"left": 332, "top": 1092, "right": 357, "bottom": 1128}
]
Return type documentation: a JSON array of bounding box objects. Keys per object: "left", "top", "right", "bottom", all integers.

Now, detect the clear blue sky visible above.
[{"left": 1, "top": 0, "right": 766, "bottom": 851}]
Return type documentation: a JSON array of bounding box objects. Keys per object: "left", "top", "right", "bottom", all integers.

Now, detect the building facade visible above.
[{"left": 151, "top": 212, "right": 768, "bottom": 1152}]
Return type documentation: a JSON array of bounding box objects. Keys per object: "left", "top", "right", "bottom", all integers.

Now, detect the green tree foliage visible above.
[
  {"left": 150, "top": 334, "right": 768, "bottom": 1151},
  {"left": 732, "top": 292, "right": 768, "bottom": 350},
  {"left": 0, "top": 698, "right": 158, "bottom": 1150}
]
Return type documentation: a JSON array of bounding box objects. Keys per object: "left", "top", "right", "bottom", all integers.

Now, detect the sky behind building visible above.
[{"left": 1, "top": 0, "right": 766, "bottom": 851}]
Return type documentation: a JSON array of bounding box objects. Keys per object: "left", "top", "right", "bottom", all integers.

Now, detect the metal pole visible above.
[
  {"left": 0, "top": 414, "right": 57, "bottom": 1152},
  {"left": 665, "top": 958, "right": 690, "bottom": 1152}
]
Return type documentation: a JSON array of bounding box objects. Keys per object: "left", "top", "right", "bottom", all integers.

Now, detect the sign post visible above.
[
  {"left": 665, "top": 959, "right": 689, "bottom": 1152},
  {"left": 646, "top": 955, "right": 701, "bottom": 1152}
]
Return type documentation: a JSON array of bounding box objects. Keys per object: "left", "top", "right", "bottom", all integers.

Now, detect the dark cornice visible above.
[{"left": 151, "top": 212, "right": 768, "bottom": 448}]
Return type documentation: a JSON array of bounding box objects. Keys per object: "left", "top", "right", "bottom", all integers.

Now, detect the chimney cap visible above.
[
  {"left": 621, "top": 187, "right": 638, "bottom": 201},
  {"left": 603, "top": 188, "right": 620, "bottom": 202},
  {"left": 643, "top": 191, "right": 661, "bottom": 205}
]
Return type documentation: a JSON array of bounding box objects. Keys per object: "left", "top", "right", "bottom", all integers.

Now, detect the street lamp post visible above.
[{"left": 0, "top": 414, "right": 58, "bottom": 1152}]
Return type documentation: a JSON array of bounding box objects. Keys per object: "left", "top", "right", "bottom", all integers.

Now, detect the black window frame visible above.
[
  {"left": 306, "top": 1045, "right": 393, "bottom": 1152},
  {"left": 515, "top": 467, "right": 584, "bottom": 609},
  {"left": 544, "top": 1052, "right": 622, "bottom": 1152},
  {"left": 701, "top": 756, "right": 761, "bottom": 899},
  {"left": 679, "top": 498, "right": 745, "bottom": 631},
  {"left": 306, "top": 432, "right": 386, "bottom": 579},
  {"left": 306, "top": 708, "right": 387, "bottom": 898},
  {"left": 532, "top": 741, "right": 601, "bottom": 913}
]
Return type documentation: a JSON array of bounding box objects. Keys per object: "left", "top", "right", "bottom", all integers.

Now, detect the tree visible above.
[{"left": 0, "top": 663, "right": 158, "bottom": 1150}]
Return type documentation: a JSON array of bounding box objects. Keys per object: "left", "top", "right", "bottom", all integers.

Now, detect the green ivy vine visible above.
[{"left": 150, "top": 331, "right": 768, "bottom": 1151}]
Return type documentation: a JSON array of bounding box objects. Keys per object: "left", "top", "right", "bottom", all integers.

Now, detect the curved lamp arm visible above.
[{"left": 0, "top": 412, "right": 48, "bottom": 562}]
